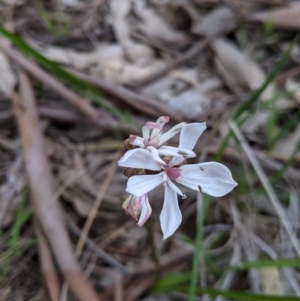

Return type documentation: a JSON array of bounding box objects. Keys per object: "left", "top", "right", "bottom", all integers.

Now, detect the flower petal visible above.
[
  {"left": 137, "top": 194, "right": 152, "bottom": 227},
  {"left": 169, "top": 155, "right": 186, "bottom": 167},
  {"left": 129, "top": 135, "right": 145, "bottom": 148},
  {"left": 160, "top": 184, "right": 182, "bottom": 240},
  {"left": 118, "top": 148, "right": 162, "bottom": 170},
  {"left": 176, "top": 162, "right": 237, "bottom": 197},
  {"left": 143, "top": 122, "right": 162, "bottom": 140},
  {"left": 146, "top": 146, "right": 167, "bottom": 165},
  {"left": 122, "top": 194, "right": 137, "bottom": 220},
  {"left": 158, "top": 122, "right": 186, "bottom": 146},
  {"left": 166, "top": 177, "right": 184, "bottom": 196},
  {"left": 126, "top": 173, "right": 164, "bottom": 197},
  {"left": 151, "top": 116, "right": 169, "bottom": 138},
  {"left": 178, "top": 123, "right": 206, "bottom": 151},
  {"left": 159, "top": 145, "right": 196, "bottom": 158}
]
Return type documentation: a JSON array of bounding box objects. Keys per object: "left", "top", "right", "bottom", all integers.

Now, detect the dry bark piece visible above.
[{"left": 13, "top": 71, "right": 100, "bottom": 301}]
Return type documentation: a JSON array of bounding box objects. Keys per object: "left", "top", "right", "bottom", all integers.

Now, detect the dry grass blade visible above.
[
  {"left": 34, "top": 220, "right": 60, "bottom": 301},
  {"left": 228, "top": 120, "right": 300, "bottom": 258},
  {"left": 1, "top": 45, "right": 97, "bottom": 121},
  {"left": 75, "top": 149, "right": 121, "bottom": 258},
  {"left": 61, "top": 149, "right": 121, "bottom": 300},
  {"left": 13, "top": 71, "right": 100, "bottom": 301}
]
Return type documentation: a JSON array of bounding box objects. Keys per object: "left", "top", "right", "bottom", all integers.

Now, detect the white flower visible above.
[
  {"left": 121, "top": 120, "right": 207, "bottom": 165},
  {"left": 122, "top": 152, "right": 237, "bottom": 239},
  {"left": 118, "top": 119, "right": 238, "bottom": 240},
  {"left": 122, "top": 194, "right": 152, "bottom": 227}
]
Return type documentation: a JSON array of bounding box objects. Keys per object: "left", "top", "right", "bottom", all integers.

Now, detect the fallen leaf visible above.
[
  {"left": 192, "top": 6, "right": 237, "bottom": 36},
  {"left": 211, "top": 38, "right": 273, "bottom": 101},
  {"left": 249, "top": 2, "right": 300, "bottom": 30},
  {"left": 259, "top": 267, "right": 283, "bottom": 295},
  {"left": 272, "top": 123, "right": 300, "bottom": 160},
  {"left": 0, "top": 51, "right": 16, "bottom": 97}
]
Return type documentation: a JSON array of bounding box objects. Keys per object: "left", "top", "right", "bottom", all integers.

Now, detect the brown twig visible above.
[
  {"left": 102, "top": 249, "right": 192, "bottom": 301},
  {"left": 37, "top": 102, "right": 140, "bottom": 134},
  {"left": 70, "top": 69, "right": 185, "bottom": 122},
  {"left": 13, "top": 71, "right": 100, "bottom": 301},
  {"left": 34, "top": 219, "right": 60, "bottom": 301},
  {"left": 277, "top": 64, "right": 300, "bottom": 84},
  {"left": 0, "top": 44, "right": 97, "bottom": 121}
]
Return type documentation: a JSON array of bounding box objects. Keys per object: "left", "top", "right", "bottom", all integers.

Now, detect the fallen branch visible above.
[
  {"left": 70, "top": 69, "right": 185, "bottom": 122},
  {"left": 0, "top": 44, "right": 97, "bottom": 120},
  {"left": 13, "top": 71, "right": 100, "bottom": 301},
  {"left": 34, "top": 219, "right": 60, "bottom": 301}
]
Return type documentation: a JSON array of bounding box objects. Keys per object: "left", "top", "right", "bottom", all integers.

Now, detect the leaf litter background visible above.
[{"left": 0, "top": 0, "right": 300, "bottom": 300}]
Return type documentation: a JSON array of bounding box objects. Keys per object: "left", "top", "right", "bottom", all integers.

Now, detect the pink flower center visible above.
[{"left": 166, "top": 167, "right": 181, "bottom": 180}]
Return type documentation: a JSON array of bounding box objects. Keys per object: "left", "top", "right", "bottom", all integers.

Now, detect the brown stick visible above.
[
  {"left": 70, "top": 69, "right": 185, "bottom": 122},
  {"left": 0, "top": 44, "right": 98, "bottom": 121},
  {"left": 13, "top": 71, "right": 100, "bottom": 301},
  {"left": 34, "top": 220, "right": 60, "bottom": 301}
]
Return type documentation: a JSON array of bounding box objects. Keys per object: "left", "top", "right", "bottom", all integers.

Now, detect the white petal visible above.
[
  {"left": 143, "top": 122, "right": 162, "bottom": 140},
  {"left": 176, "top": 162, "right": 237, "bottom": 197},
  {"left": 118, "top": 149, "right": 161, "bottom": 170},
  {"left": 158, "top": 122, "right": 186, "bottom": 146},
  {"left": 166, "top": 177, "right": 184, "bottom": 196},
  {"left": 129, "top": 135, "right": 145, "bottom": 148},
  {"left": 146, "top": 146, "right": 167, "bottom": 165},
  {"left": 137, "top": 194, "right": 152, "bottom": 227},
  {"left": 160, "top": 184, "right": 182, "bottom": 240},
  {"left": 151, "top": 116, "right": 169, "bottom": 137},
  {"left": 126, "top": 173, "right": 164, "bottom": 197},
  {"left": 159, "top": 146, "right": 196, "bottom": 158},
  {"left": 169, "top": 155, "right": 186, "bottom": 167},
  {"left": 178, "top": 123, "right": 206, "bottom": 151}
]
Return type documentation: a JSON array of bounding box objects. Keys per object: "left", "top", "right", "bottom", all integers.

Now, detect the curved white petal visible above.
[
  {"left": 158, "top": 122, "right": 186, "bottom": 147},
  {"left": 160, "top": 184, "right": 182, "bottom": 240},
  {"left": 137, "top": 195, "right": 152, "bottom": 227},
  {"left": 169, "top": 155, "right": 186, "bottom": 167},
  {"left": 143, "top": 122, "right": 162, "bottom": 140},
  {"left": 146, "top": 146, "right": 167, "bottom": 165},
  {"left": 151, "top": 116, "right": 169, "bottom": 138},
  {"left": 166, "top": 177, "right": 184, "bottom": 196},
  {"left": 176, "top": 162, "right": 237, "bottom": 197},
  {"left": 126, "top": 173, "right": 164, "bottom": 197},
  {"left": 159, "top": 146, "right": 196, "bottom": 158},
  {"left": 118, "top": 149, "right": 162, "bottom": 170},
  {"left": 129, "top": 135, "right": 145, "bottom": 148},
  {"left": 178, "top": 123, "right": 206, "bottom": 151}
]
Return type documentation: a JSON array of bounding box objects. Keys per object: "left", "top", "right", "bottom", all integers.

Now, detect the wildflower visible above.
[
  {"left": 122, "top": 194, "right": 152, "bottom": 227},
  {"left": 118, "top": 117, "right": 237, "bottom": 239},
  {"left": 121, "top": 153, "right": 237, "bottom": 239},
  {"left": 127, "top": 116, "right": 207, "bottom": 161}
]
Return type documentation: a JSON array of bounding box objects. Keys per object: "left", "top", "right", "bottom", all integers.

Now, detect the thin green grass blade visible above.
[
  {"left": 268, "top": 110, "right": 300, "bottom": 150},
  {"left": 0, "top": 24, "right": 130, "bottom": 122},
  {"left": 2, "top": 188, "right": 32, "bottom": 278},
  {"left": 188, "top": 194, "right": 210, "bottom": 301},
  {"left": 215, "top": 35, "right": 298, "bottom": 161},
  {"left": 154, "top": 282, "right": 299, "bottom": 301}
]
